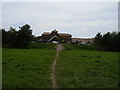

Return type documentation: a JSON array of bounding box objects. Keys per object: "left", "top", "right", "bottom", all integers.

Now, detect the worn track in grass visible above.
[{"left": 50, "top": 44, "right": 63, "bottom": 88}]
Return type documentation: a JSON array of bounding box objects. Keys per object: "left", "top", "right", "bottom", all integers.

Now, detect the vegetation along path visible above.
[{"left": 50, "top": 44, "right": 63, "bottom": 88}]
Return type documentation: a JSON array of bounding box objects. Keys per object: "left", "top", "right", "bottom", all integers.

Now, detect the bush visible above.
[{"left": 28, "top": 42, "right": 56, "bottom": 50}]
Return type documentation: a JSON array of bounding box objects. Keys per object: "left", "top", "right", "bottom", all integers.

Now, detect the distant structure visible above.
[
  {"left": 39, "top": 29, "right": 94, "bottom": 44},
  {"left": 39, "top": 29, "right": 72, "bottom": 43},
  {"left": 72, "top": 38, "right": 94, "bottom": 45}
]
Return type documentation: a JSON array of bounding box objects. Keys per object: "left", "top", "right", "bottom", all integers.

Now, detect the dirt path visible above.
[{"left": 50, "top": 44, "right": 63, "bottom": 88}]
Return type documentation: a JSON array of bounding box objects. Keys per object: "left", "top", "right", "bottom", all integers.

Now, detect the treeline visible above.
[
  {"left": 1, "top": 24, "right": 37, "bottom": 48},
  {"left": 1, "top": 24, "right": 120, "bottom": 51},
  {"left": 94, "top": 31, "right": 120, "bottom": 52}
]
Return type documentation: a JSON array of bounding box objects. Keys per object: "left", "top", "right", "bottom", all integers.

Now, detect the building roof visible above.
[
  {"left": 52, "top": 29, "right": 58, "bottom": 32},
  {"left": 72, "top": 38, "right": 94, "bottom": 40},
  {"left": 42, "top": 32, "right": 51, "bottom": 35},
  {"left": 42, "top": 32, "right": 72, "bottom": 36},
  {"left": 59, "top": 33, "right": 72, "bottom": 36},
  {"left": 72, "top": 38, "right": 94, "bottom": 43}
]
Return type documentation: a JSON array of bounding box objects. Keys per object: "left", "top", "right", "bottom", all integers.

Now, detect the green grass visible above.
[
  {"left": 2, "top": 43, "right": 119, "bottom": 88},
  {"left": 56, "top": 44, "right": 118, "bottom": 88},
  {"left": 64, "top": 44, "right": 96, "bottom": 50},
  {"left": 2, "top": 48, "right": 56, "bottom": 88},
  {"left": 29, "top": 42, "right": 56, "bottom": 49}
]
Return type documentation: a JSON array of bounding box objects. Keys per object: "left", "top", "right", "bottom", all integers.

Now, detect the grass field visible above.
[
  {"left": 56, "top": 44, "right": 118, "bottom": 88},
  {"left": 2, "top": 48, "right": 56, "bottom": 88},
  {"left": 2, "top": 43, "right": 119, "bottom": 88}
]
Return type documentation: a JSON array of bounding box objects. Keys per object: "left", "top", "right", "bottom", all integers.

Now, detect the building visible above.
[
  {"left": 39, "top": 29, "right": 72, "bottom": 43},
  {"left": 72, "top": 38, "right": 94, "bottom": 44},
  {"left": 39, "top": 29, "right": 94, "bottom": 44}
]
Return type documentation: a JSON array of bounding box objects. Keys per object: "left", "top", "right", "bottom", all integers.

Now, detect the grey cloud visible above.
[{"left": 2, "top": 2, "right": 118, "bottom": 38}]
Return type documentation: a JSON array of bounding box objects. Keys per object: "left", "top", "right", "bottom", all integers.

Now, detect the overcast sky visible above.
[{"left": 2, "top": 2, "right": 118, "bottom": 38}]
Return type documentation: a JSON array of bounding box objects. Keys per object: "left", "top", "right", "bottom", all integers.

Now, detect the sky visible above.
[{"left": 2, "top": 2, "right": 118, "bottom": 38}]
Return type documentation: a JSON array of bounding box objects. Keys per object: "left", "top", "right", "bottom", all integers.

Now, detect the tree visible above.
[
  {"left": 94, "top": 31, "right": 120, "bottom": 52},
  {"left": 1, "top": 29, "right": 6, "bottom": 46},
  {"left": 1, "top": 24, "right": 33, "bottom": 48},
  {"left": 1, "top": 27, "right": 18, "bottom": 48},
  {"left": 94, "top": 32, "right": 102, "bottom": 47},
  {"left": 8, "top": 27, "right": 18, "bottom": 48},
  {"left": 16, "top": 24, "right": 33, "bottom": 48}
]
